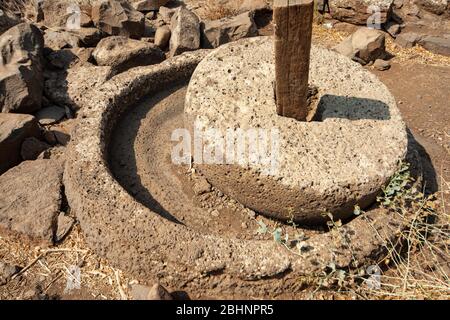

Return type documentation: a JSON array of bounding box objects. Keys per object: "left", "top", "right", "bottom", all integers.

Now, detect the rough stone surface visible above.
[
  {"left": 131, "top": 283, "right": 172, "bottom": 300},
  {"left": 414, "top": 0, "right": 449, "bottom": 15},
  {"left": 419, "top": 35, "right": 450, "bottom": 56},
  {"left": 21, "top": 137, "right": 51, "bottom": 160},
  {"left": 38, "top": 145, "right": 67, "bottom": 161},
  {"left": 131, "top": 0, "right": 171, "bottom": 11},
  {"left": 185, "top": 37, "right": 407, "bottom": 223},
  {"left": 384, "top": 21, "right": 402, "bottom": 37},
  {"left": 93, "top": 36, "right": 165, "bottom": 74},
  {"left": 395, "top": 31, "right": 422, "bottom": 48},
  {"left": 0, "top": 114, "right": 40, "bottom": 174},
  {"left": 193, "top": 177, "right": 212, "bottom": 195},
  {"left": 0, "top": 159, "right": 63, "bottom": 244},
  {"left": 330, "top": 0, "right": 393, "bottom": 25},
  {"left": 374, "top": 58, "right": 391, "bottom": 70},
  {"left": 46, "top": 48, "right": 94, "bottom": 70},
  {"left": 35, "top": 106, "right": 66, "bottom": 125},
  {"left": 48, "top": 119, "right": 77, "bottom": 146},
  {"left": 63, "top": 47, "right": 414, "bottom": 297},
  {"left": 334, "top": 27, "right": 386, "bottom": 64},
  {"left": 388, "top": 0, "right": 450, "bottom": 55},
  {"left": 0, "top": 261, "right": 20, "bottom": 285},
  {"left": 0, "top": 23, "right": 44, "bottom": 114},
  {"left": 44, "top": 65, "right": 112, "bottom": 111},
  {"left": 0, "top": 9, "right": 19, "bottom": 35},
  {"left": 44, "top": 29, "right": 82, "bottom": 50},
  {"left": 169, "top": 7, "right": 200, "bottom": 56},
  {"left": 27, "top": 0, "right": 91, "bottom": 29},
  {"left": 158, "top": 6, "right": 176, "bottom": 24},
  {"left": 239, "top": 0, "right": 272, "bottom": 13},
  {"left": 144, "top": 15, "right": 165, "bottom": 37},
  {"left": 154, "top": 25, "right": 171, "bottom": 48},
  {"left": 68, "top": 27, "right": 104, "bottom": 47},
  {"left": 92, "top": 0, "right": 145, "bottom": 39},
  {"left": 55, "top": 213, "right": 74, "bottom": 242},
  {"left": 201, "top": 11, "right": 258, "bottom": 48}
]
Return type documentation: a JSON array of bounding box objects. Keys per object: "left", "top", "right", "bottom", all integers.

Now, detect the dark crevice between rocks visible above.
[{"left": 51, "top": 183, "right": 75, "bottom": 244}]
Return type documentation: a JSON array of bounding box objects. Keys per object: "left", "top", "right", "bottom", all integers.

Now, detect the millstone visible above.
[{"left": 184, "top": 36, "right": 408, "bottom": 224}]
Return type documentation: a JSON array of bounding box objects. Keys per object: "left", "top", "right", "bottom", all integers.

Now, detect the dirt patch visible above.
[{"left": 372, "top": 62, "right": 450, "bottom": 206}]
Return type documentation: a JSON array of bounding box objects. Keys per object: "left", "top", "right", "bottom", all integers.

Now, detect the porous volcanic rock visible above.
[
  {"left": 414, "top": 0, "right": 449, "bottom": 15},
  {"left": 44, "top": 65, "right": 112, "bottom": 111},
  {"left": 93, "top": 36, "right": 165, "bottom": 74},
  {"left": 35, "top": 106, "right": 66, "bottom": 125},
  {"left": 0, "top": 23, "right": 44, "bottom": 114},
  {"left": 334, "top": 27, "right": 386, "bottom": 64},
  {"left": 64, "top": 48, "right": 415, "bottom": 297},
  {"left": 21, "top": 137, "right": 51, "bottom": 160},
  {"left": 0, "top": 159, "right": 64, "bottom": 245},
  {"left": 419, "top": 35, "right": 450, "bottom": 56},
  {"left": 44, "top": 29, "right": 82, "bottom": 50},
  {"left": 373, "top": 58, "right": 391, "bottom": 70},
  {"left": 68, "top": 27, "right": 105, "bottom": 47},
  {"left": 46, "top": 48, "right": 95, "bottom": 70},
  {"left": 55, "top": 213, "right": 75, "bottom": 242},
  {"left": 0, "top": 114, "right": 40, "bottom": 174},
  {"left": 0, "top": 9, "right": 19, "bottom": 35},
  {"left": 395, "top": 31, "right": 422, "bottom": 48},
  {"left": 185, "top": 37, "right": 407, "bottom": 223},
  {"left": 131, "top": 283, "right": 173, "bottom": 300},
  {"left": 158, "top": 6, "right": 176, "bottom": 24},
  {"left": 330, "top": 0, "right": 393, "bottom": 25},
  {"left": 131, "top": 0, "right": 172, "bottom": 12},
  {"left": 390, "top": 0, "right": 450, "bottom": 55},
  {"left": 92, "top": 0, "right": 145, "bottom": 39},
  {"left": 169, "top": 7, "right": 200, "bottom": 56},
  {"left": 0, "top": 261, "right": 19, "bottom": 285},
  {"left": 239, "top": 0, "right": 272, "bottom": 13},
  {"left": 154, "top": 25, "right": 171, "bottom": 48},
  {"left": 201, "top": 11, "right": 258, "bottom": 48},
  {"left": 26, "top": 0, "right": 92, "bottom": 28}
]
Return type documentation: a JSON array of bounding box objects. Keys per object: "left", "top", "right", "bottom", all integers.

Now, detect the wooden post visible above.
[{"left": 274, "top": 0, "right": 314, "bottom": 121}]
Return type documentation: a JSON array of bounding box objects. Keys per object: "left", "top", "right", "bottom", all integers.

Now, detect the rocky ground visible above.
[{"left": 0, "top": 0, "right": 449, "bottom": 300}]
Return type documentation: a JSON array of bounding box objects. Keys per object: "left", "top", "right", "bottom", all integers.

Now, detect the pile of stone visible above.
[
  {"left": 0, "top": 0, "right": 259, "bottom": 246},
  {"left": 333, "top": 27, "right": 391, "bottom": 70},
  {"left": 217, "top": 0, "right": 450, "bottom": 56},
  {"left": 325, "top": 0, "right": 450, "bottom": 56}
]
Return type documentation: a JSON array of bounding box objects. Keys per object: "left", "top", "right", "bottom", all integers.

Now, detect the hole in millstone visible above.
[{"left": 109, "top": 84, "right": 335, "bottom": 241}]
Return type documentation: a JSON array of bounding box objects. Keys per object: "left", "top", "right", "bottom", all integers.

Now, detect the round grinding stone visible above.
[{"left": 184, "top": 36, "right": 407, "bottom": 224}]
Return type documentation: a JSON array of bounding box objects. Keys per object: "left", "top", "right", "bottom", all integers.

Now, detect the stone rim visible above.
[{"left": 64, "top": 47, "right": 414, "bottom": 296}]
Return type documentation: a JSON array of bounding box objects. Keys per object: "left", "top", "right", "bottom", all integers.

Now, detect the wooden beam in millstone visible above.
[{"left": 274, "top": 0, "right": 314, "bottom": 121}]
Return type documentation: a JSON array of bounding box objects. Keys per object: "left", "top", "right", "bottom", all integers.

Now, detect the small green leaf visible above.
[
  {"left": 273, "top": 228, "right": 282, "bottom": 243},
  {"left": 256, "top": 220, "right": 267, "bottom": 234}
]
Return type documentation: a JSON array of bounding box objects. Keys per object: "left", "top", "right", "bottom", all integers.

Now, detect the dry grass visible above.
[
  {"left": 1, "top": 164, "right": 447, "bottom": 300},
  {"left": 303, "top": 166, "right": 450, "bottom": 300},
  {"left": 366, "top": 173, "right": 450, "bottom": 300},
  {"left": 367, "top": 206, "right": 449, "bottom": 299},
  {"left": 0, "top": 0, "right": 28, "bottom": 16},
  {"left": 385, "top": 37, "right": 450, "bottom": 67},
  {"left": 0, "top": 225, "right": 135, "bottom": 300},
  {"left": 311, "top": 21, "right": 450, "bottom": 67},
  {"left": 202, "top": 0, "right": 241, "bottom": 20}
]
